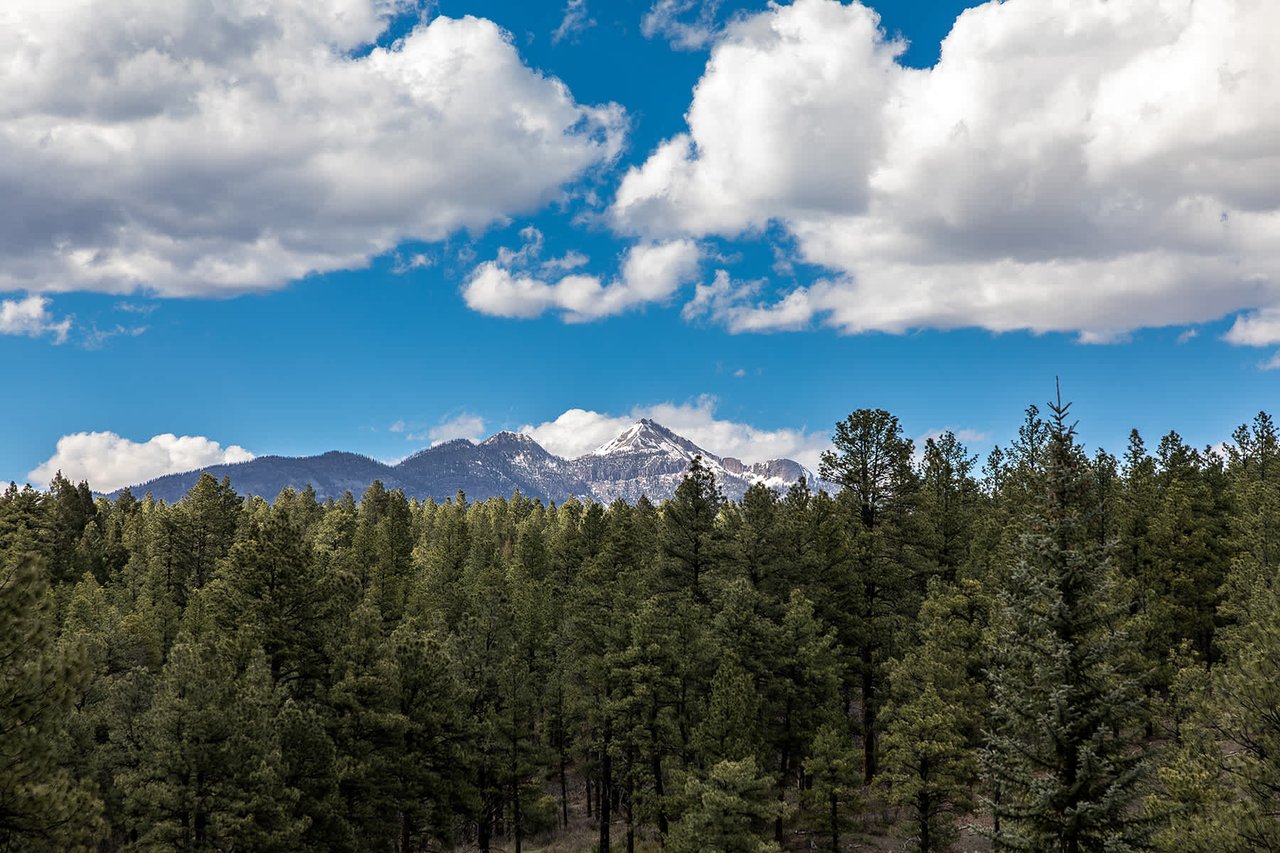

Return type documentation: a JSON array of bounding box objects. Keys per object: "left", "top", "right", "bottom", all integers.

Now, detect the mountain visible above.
[
  {"left": 570, "top": 418, "right": 812, "bottom": 503},
  {"left": 118, "top": 420, "right": 824, "bottom": 504},
  {"left": 120, "top": 451, "right": 411, "bottom": 504},
  {"left": 394, "top": 432, "right": 595, "bottom": 502}
]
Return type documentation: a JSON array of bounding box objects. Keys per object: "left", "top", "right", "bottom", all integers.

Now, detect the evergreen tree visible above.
[
  {"left": 982, "top": 391, "right": 1152, "bottom": 852},
  {"left": 882, "top": 578, "right": 988, "bottom": 852},
  {"left": 1157, "top": 585, "right": 1280, "bottom": 851},
  {"left": 121, "top": 599, "right": 304, "bottom": 850},
  {"left": 660, "top": 455, "right": 724, "bottom": 602},
  {"left": 819, "top": 408, "right": 918, "bottom": 782},
  {"left": 802, "top": 721, "right": 861, "bottom": 853},
  {"left": 667, "top": 758, "right": 782, "bottom": 853},
  {"left": 0, "top": 557, "right": 104, "bottom": 850}
]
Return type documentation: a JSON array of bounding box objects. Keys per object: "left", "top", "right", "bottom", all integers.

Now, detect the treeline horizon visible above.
[{"left": 3, "top": 398, "right": 1280, "bottom": 851}]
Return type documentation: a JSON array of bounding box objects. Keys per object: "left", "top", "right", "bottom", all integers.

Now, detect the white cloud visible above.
[
  {"left": 463, "top": 239, "right": 702, "bottom": 321},
  {"left": 1260, "top": 352, "right": 1280, "bottom": 372},
  {"left": 521, "top": 396, "right": 831, "bottom": 469},
  {"left": 390, "top": 252, "right": 435, "bottom": 275},
  {"left": 642, "top": 0, "right": 721, "bottom": 50},
  {"left": 411, "top": 412, "right": 487, "bottom": 445},
  {"left": 1224, "top": 308, "right": 1280, "bottom": 346},
  {"left": 0, "top": 2, "right": 624, "bottom": 297},
  {"left": 683, "top": 270, "right": 818, "bottom": 333},
  {"left": 28, "top": 432, "right": 255, "bottom": 492},
  {"left": 553, "top": 0, "right": 595, "bottom": 43},
  {"left": 917, "top": 428, "right": 990, "bottom": 446},
  {"left": 0, "top": 295, "right": 71, "bottom": 343},
  {"left": 612, "top": 0, "right": 1280, "bottom": 339},
  {"left": 522, "top": 409, "right": 635, "bottom": 460}
]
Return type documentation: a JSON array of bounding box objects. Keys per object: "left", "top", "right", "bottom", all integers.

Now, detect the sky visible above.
[{"left": 4, "top": 0, "right": 1280, "bottom": 492}]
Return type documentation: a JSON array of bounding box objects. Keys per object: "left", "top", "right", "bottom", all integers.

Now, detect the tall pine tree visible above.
[{"left": 982, "top": 389, "right": 1152, "bottom": 852}]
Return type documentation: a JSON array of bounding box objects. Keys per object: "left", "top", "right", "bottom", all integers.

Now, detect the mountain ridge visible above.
[{"left": 114, "top": 420, "right": 826, "bottom": 504}]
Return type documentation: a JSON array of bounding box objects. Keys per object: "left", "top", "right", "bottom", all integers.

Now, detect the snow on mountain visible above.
[
  {"left": 591, "top": 418, "right": 701, "bottom": 459},
  {"left": 116, "top": 420, "right": 823, "bottom": 504},
  {"left": 573, "top": 418, "right": 820, "bottom": 502}
]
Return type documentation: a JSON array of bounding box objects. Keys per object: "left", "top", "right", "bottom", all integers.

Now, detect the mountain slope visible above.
[
  {"left": 117, "top": 420, "right": 823, "bottom": 504},
  {"left": 121, "top": 451, "right": 407, "bottom": 504}
]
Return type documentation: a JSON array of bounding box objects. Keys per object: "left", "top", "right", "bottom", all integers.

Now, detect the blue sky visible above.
[{"left": 4, "top": 0, "right": 1280, "bottom": 490}]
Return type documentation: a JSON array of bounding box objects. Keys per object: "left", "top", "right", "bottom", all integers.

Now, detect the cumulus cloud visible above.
[
  {"left": 0, "top": 295, "right": 71, "bottom": 343},
  {"left": 28, "top": 432, "right": 255, "bottom": 492},
  {"left": 642, "top": 0, "right": 722, "bottom": 50},
  {"left": 412, "top": 413, "right": 488, "bottom": 445},
  {"left": 683, "top": 270, "right": 818, "bottom": 333},
  {"left": 463, "top": 239, "right": 702, "bottom": 321},
  {"left": 0, "top": 1, "right": 624, "bottom": 297},
  {"left": 612, "top": 0, "right": 1280, "bottom": 339},
  {"left": 1224, "top": 308, "right": 1280, "bottom": 347},
  {"left": 521, "top": 396, "right": 831, "bottom": 469}
]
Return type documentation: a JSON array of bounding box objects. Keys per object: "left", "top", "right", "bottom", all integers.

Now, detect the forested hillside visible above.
[{"left": 4, "top": 401, "right": 1280, "bottom": 851}]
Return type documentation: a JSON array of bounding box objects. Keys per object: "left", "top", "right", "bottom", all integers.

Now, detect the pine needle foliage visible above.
[{"left": 982, "top": 389, "right": 1153, "bottom": 852}]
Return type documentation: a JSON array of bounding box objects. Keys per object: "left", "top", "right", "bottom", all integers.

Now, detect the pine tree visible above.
[
  {"left": 1156, "top": 584, "right": 1280, "bottom": 851},
  {"left": 209, "top": 506, "right": 331, "bottom": 692},
  {"left": 982, "top": 390, "right": 1152, "bottom": 852},
  {"left": 819, "top": 408, "right": 918, "bottom": 782},
  {"left": 667, "top": 758, "right": 782, "bottom": 853},
  {"left": 121, "top": 598, "right": 304, "bottom": 850},
  {"left": 0, "top": 557, "right": 104, "bottom": 849},
  {"left": 802, "top": 721, "right": 861, "bottom": 853},
  {"left": 916, "top": 431, "right": 980, "bottom": 585},
  {"left": 660, "top": 455, "right": 724, "bottom": 602},
  {"left": 881, "top": 578, "right": 988, "bottom": 852}
]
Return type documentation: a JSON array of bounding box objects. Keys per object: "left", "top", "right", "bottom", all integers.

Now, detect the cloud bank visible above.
[
  {"left": 28, "top": 432, "right": 255, "bottom": 493},
  {"left": 612, "top": 0, "right": 1280, "bottom": 340},
  {"left": 1, "top": 1, "right": 624, "bottom": 297}
]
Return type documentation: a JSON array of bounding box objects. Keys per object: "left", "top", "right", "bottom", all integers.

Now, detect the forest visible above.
[{"left": 4, "top": 398, "right": 1280, "bottom": 852}]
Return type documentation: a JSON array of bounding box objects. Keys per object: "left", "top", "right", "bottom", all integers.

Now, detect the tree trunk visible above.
[
  {"left": 626, "top": 748, "right": 636, "bottom": 853},
  {"left": 830, "top": 791, "right": 840, "bottom": 852},
  {"left": 861, "top": 660, "right": 878, "bottom": 782},
  {"left": 918, "top": 790, "right": 931, "bottom": 853},
  {"left": 652, "top": 744, "right": 668, "bottom": 837},
  {"left": 560, "top": 741, "right": 570, "bottom": 828},
  {"left": 513, "top": 779, "right": 523, "bottom": 853},
  {"left": 599, "top": 716, "right": 613, "bottom": 853}
]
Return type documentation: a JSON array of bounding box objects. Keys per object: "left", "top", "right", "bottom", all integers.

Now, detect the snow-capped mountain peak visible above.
[
  {"left": 590, "top": 418, "right": 705, "bottom": 460},
  {"left": 481, "top": 431, "right": 539, "bottom": 448},
  {"left": 118, "top": 419, "right": 825, "bottom": 505}
]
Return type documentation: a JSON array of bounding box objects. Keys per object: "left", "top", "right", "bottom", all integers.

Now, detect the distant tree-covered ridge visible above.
[{"left": 3, "top": 400, "right": 1278, "bottom": 851}]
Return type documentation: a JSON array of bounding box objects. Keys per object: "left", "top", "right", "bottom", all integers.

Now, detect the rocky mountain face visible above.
[{"left": 119, "top": 419, "right": 825, "bottom": 504}]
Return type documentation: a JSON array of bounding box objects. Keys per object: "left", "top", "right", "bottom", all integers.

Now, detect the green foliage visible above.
[
  {"left": 0, "top": 557, "right": 104, "bottom": 850},
  {"left": 802, "top": 722, "right": 861, "bottom": 852},
  {"left": 881, "top": 578, "right": 988, "bottom": 851},
  {"left": 1156, "top": 586, "right": 1280, "bottom": 851},
  {"left": 120, "top": 601, "right": 304, "bottom": 850},
  {"left": 12, "top": 398, "right": 1280, "bottom": 850},
  {"left": 982, "top": 395, "right": 1152, "bottom": 852},
  {"left": 667, "top": 758, "right": 782, "bottom": 853}
]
